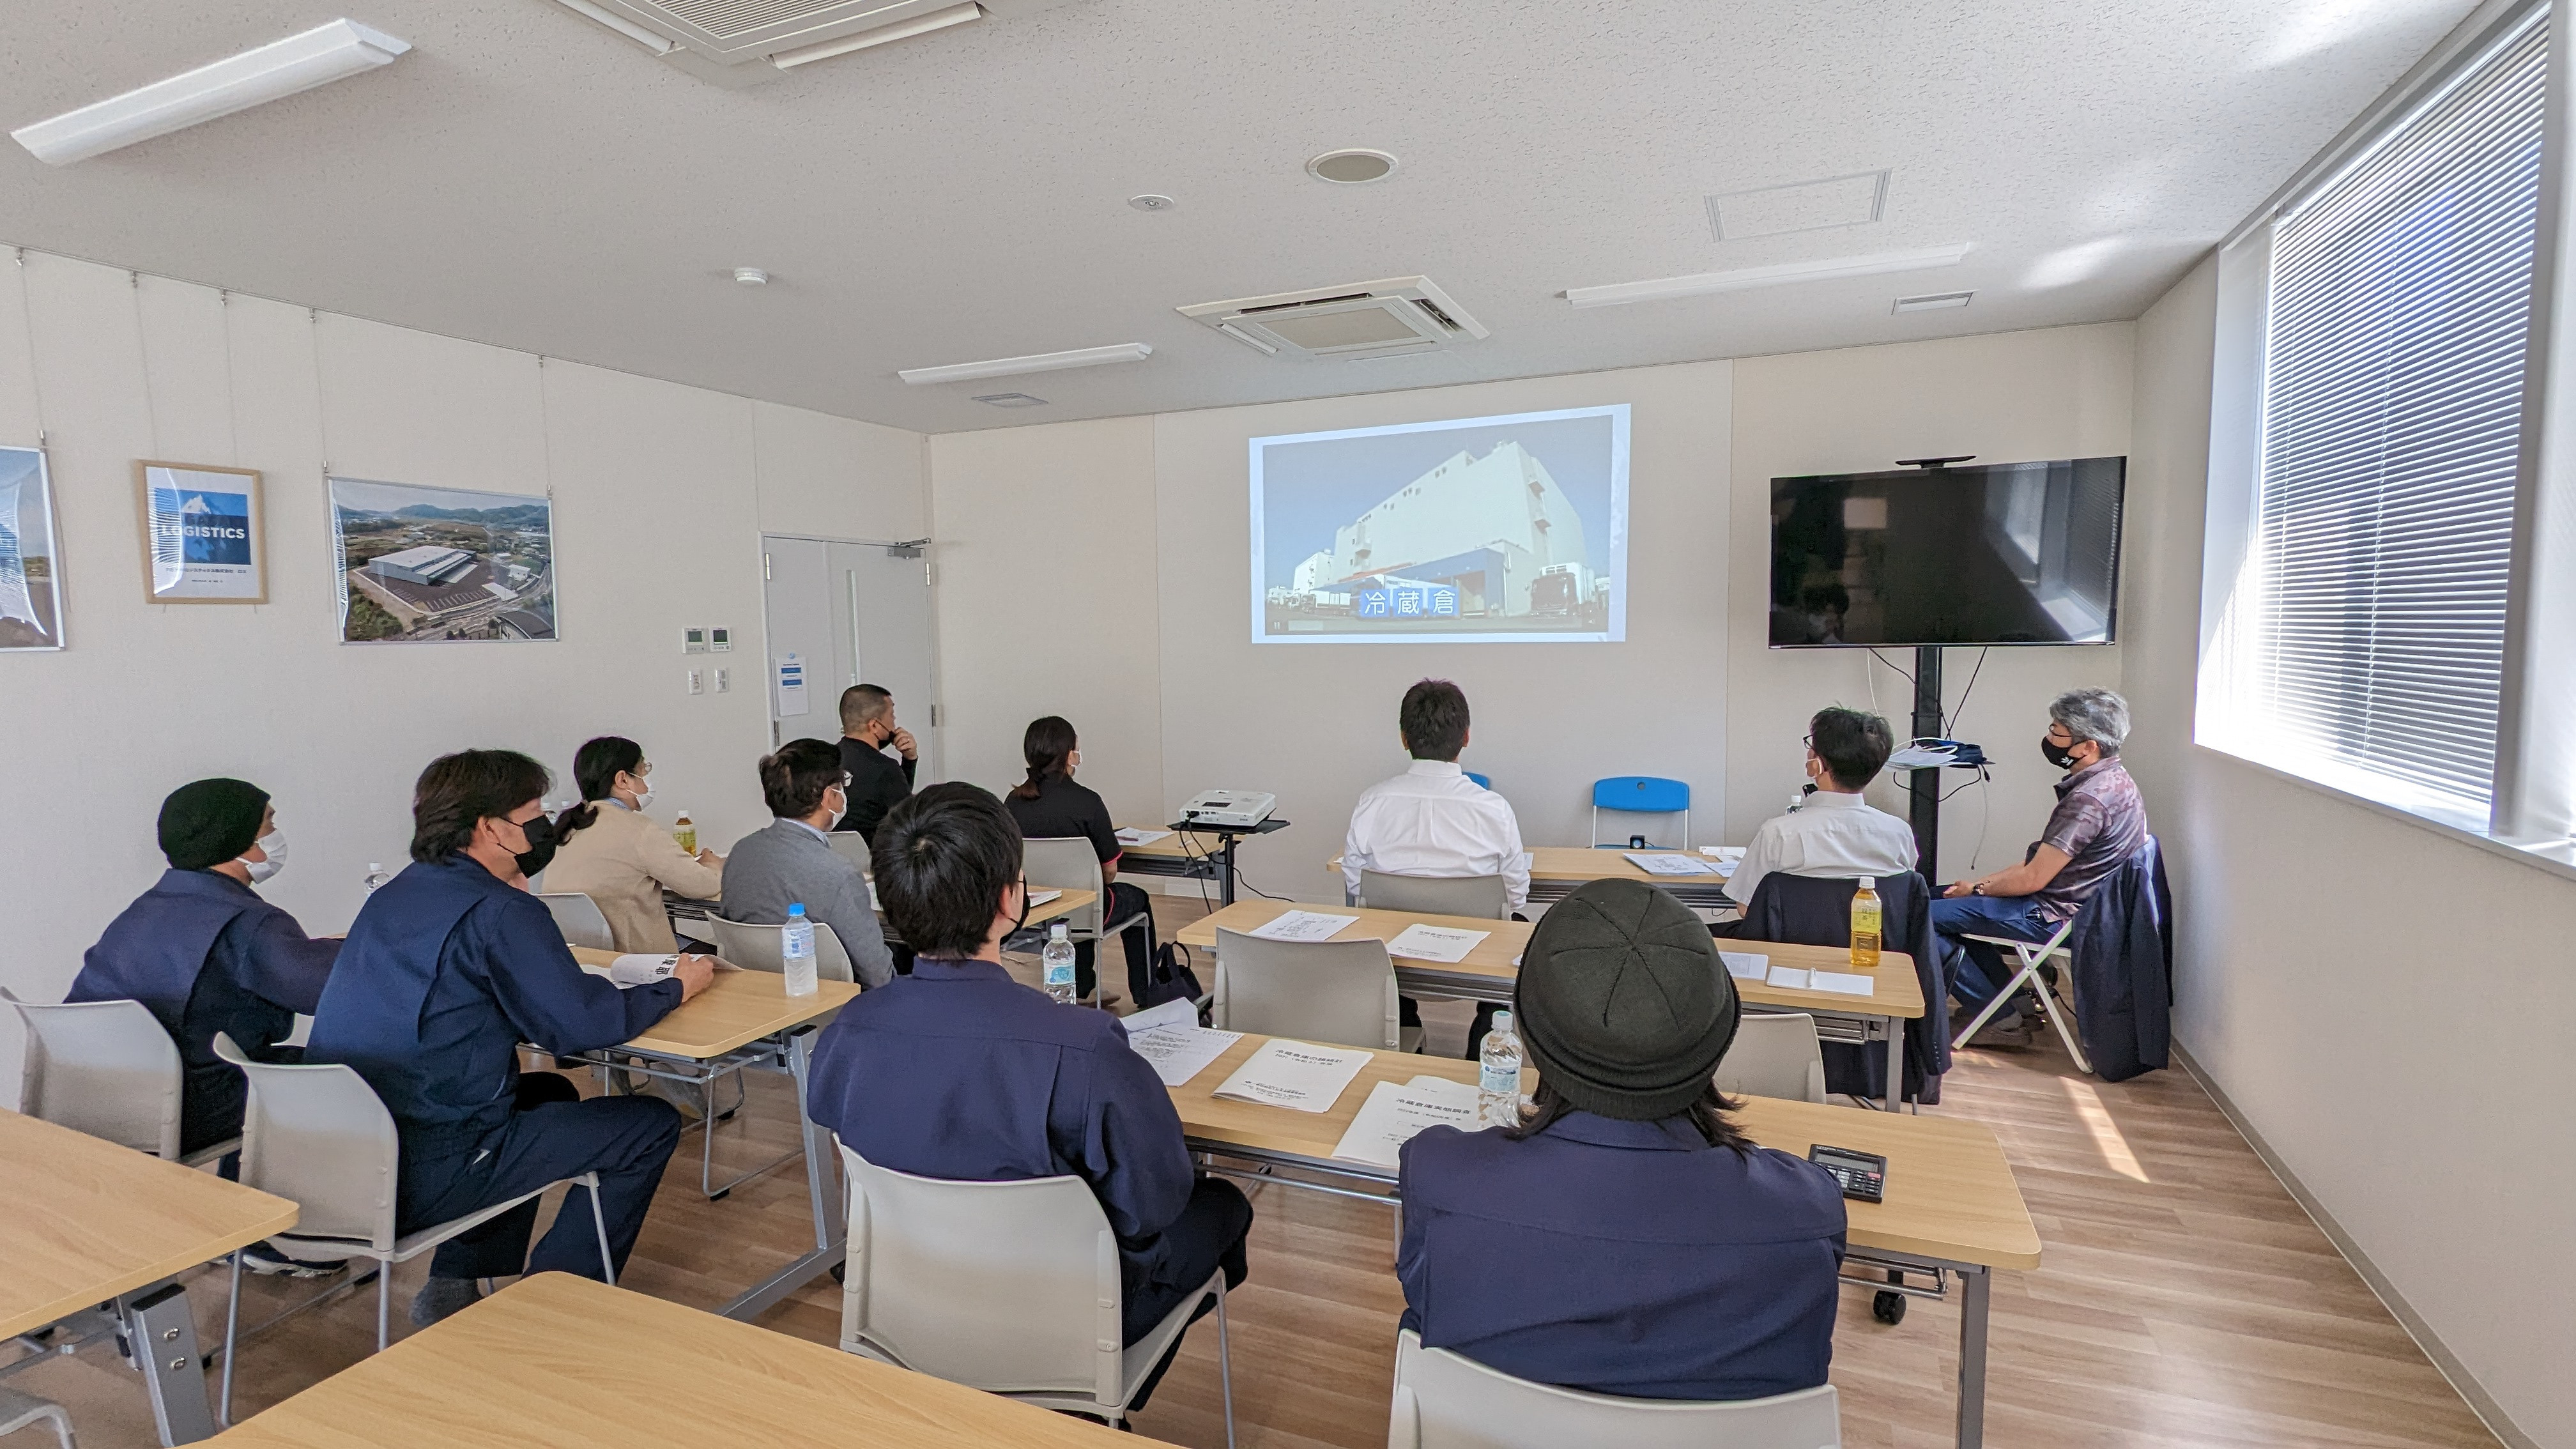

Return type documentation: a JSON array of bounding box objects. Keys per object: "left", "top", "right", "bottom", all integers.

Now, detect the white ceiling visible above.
[{"left": 0, "top": 0, "right": 2477, "bottom": 433}]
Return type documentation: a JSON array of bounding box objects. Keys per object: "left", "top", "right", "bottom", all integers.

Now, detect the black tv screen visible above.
[{"left": 1768, "top": 457, "right": 2126, "bottom": 648}]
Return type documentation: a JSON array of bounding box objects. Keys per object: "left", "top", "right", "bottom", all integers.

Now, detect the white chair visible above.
[
  {"left": 535, "top": 892, "right": 615, "bottom": 951},
  {"left": 0, "top": 1388, "right": 73, "bottom": 1449},
  {"left": 1951, "top": 917, "right": 2090, "bottom": 1073},
  {"left": 1024, "top": 837, "right": 1152, "bottom": 1004},
  {"left": 837, "top": 1144, "right": 1234, "bottom": 1445},
  {"left": 1213, "top": 928, "right": 1418, "bottom": 1052},
  {"left": 1357, "top": 871, "right": 1508, "bottom": 921},
  {"left": 1, "top": 987, "right": 236, "bottom": 1168},
  {"left": 1715, "top": 1013, "right": 1827, "bottom": 1104},
  {"left": 700, "top": 914, "right": 856, "bottom": 983},
  {"left": 825, "top": 831, "right": 875, "bottom": 876},
  {"left": 1387, "top": 1328, "right": 1840, "bottom": 1449},
  {"left": 210, "top": 1033, "right": 613, "bottom": 1425}
]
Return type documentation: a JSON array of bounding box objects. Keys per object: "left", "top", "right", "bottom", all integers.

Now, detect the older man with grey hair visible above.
[{"left": 1929, "top": 687, "right": 2149, "bottom": 1045}]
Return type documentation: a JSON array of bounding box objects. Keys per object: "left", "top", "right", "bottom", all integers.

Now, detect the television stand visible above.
[{"left": 1908, "top": 645, "right": 1945, "bottom": 879}]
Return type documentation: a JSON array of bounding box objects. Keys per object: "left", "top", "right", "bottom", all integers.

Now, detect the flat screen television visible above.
[{"left": 1768, "top": 457, "right": 2126, "bottom": 648}]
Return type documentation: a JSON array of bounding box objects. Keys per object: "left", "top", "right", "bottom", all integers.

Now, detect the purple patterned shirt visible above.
[{"left": 2030, "top": 758, "right": 2147, "bottom": 923}]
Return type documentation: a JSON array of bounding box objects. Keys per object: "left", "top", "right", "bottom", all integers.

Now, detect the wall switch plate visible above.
[
  {"left": 709, "top": 627, "right": 732, "bottom": 652},
  {"left": 713, "top": 667, "right": 731, "bottom": 693},
  {"left": 682, "top": 627, "right": 708, "bottom": 654},
  {"left": 686, "top": 669, "right": 705, "bottom": 695}
]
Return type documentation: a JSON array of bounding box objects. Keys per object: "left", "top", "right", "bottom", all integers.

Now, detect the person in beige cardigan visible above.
[{"left": 545, "top": 737, "right": 724, "bottom": 953}]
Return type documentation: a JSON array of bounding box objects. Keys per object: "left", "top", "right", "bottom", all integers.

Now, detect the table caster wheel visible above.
[{"left": 1873, "top": 1289, "right": 1906, "bottom": 1324}]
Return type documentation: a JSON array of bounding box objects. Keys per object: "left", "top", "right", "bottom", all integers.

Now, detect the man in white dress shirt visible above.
[
  {"left": 1344, "top": 679, "right": 1527, "bottom": 1055},
  {"left": 1722, "top": 707, "right": 1919, "bottom": 917}
]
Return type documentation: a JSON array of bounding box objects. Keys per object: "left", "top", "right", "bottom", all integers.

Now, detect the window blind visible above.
[{"left": 2244, "top": 12, "right": 2549, "bottom": 822}]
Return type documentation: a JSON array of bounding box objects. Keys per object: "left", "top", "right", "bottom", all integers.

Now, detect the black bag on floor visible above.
[{"left": 1139, "top": 940, "right": 1206, "bottom": 1015}]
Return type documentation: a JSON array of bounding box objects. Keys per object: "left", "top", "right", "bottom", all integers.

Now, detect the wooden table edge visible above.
[{"left": 0, "top": 1196, "right": 300, "bottom": 1342}]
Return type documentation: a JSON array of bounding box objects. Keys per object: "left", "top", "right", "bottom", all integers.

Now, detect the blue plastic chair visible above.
[
  {"left": 1590, "top": 776, "right": 1690, "bottom": 848},
  {"left": 1465, "top": 772, "right": 1492, "bottom": 790}
]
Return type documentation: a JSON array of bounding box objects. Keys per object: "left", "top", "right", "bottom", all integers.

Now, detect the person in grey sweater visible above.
[{"left": 717, "top": 739, "right": 896, "bottom": 989}]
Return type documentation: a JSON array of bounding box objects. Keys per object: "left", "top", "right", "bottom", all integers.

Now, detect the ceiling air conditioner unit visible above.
[
  {"left": 550, "top": 0, "right": 1080, "bottom": 86},
  {"left": 1177, "top": 277, "right": 1489, "bottom": 360}
]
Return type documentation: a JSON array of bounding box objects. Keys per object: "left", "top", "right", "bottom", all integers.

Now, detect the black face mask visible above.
[
  {"left": 2041, "top": 735, "right": 2079, "bottom": 770},
  {"left": 507, "top": 813, "right": 560, "bottom": 877}
]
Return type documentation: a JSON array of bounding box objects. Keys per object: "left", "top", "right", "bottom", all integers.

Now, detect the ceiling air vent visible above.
[
  {"left": 550, "top": 0, "right": 1080, "bottom": 86},
  {"left": 1177, "top": 277, "right": 1489, "bottom": 360}
]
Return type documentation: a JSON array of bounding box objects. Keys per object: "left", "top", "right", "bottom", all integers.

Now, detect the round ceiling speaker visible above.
[{"left": 1306, "top": 149, "right": 1398, "bottom": 184}]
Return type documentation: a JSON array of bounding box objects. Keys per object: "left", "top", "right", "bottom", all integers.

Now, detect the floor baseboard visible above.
[{"left": 2174, "top": 1041, "right": 2534, "bottom": 1449}]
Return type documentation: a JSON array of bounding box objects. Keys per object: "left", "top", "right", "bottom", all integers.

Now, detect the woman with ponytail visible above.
[
  {"left": 543, "top": 735, "right": 726, "bottom": 953},
  {"left": 1002, "top": 716, "right": 1154, "bottom": 1005}
]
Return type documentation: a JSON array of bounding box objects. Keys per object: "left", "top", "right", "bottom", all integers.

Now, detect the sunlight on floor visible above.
[{"left": 2062, "top": 1075, "right": 2150, "bottom": 1181}]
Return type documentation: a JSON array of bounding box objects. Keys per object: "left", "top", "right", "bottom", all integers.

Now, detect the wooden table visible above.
[
  {"left": 1163, "top": 1034, "right": 2036, "bottom": 1449},
  {"left": 567, "top": 953, "right": 858, "bottom": 1320},
  {"left": 1328, "top": 845, "right": 1741, "bottom": 907},
  {"left": 1116, "top": 820, "right": 1289, "bottom": 907},
  {"left": 214, "top": 1271, "right": 1156, "bottom": 1447},
  {"left": 1, "top": 1107, "right": 300, "bottom": 1443},
  {"left": 1177, "top": 901, "right": 1924, "bottom": 1108},
  {"left": 658, "top": 887, "right": 1092, "bottom": 933}
]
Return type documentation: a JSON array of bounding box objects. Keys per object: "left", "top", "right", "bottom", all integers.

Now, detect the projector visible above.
[{"left": 1178, "top": 789, "right": 1277, "bottom": 829}]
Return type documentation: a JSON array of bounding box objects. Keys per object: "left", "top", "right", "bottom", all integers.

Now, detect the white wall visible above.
[
  {"left": 0, "top": 252, "right": 926, "bottom": 1024},
  {"left": 1727, "top": 326, "right": 2136, "bottom": 881},
  {"left": 2124, "top": 256, "right": 2569, "bottom": 1448},
  {"left": 930, "top": 327, "right": 2143, "bottom": 903}
]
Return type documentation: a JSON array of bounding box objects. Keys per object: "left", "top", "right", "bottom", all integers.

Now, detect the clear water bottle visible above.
[
  {"left": 781, "top": 903, "right": 818, "bottom": 997},
  {"left": 362, "top": 862, "right": 392, "bottom": 895},
  {"left": 1042, "top": 923, "right": 1077, "bottom": 1004},
  {"left": 1478, "top": 1009, "right": 1525, "bottom": 1128}
]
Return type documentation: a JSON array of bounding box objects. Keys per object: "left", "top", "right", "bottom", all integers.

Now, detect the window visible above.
[{"left": 2202, "top": 10, "right": 2551, "bottom": 832}]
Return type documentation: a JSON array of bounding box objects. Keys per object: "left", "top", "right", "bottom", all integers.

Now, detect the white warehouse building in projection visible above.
[{"left": 1291, "top": 441, "right": 1595, "bottom": 618}]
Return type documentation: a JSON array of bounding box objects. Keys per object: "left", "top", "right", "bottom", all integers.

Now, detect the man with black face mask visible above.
[
  {"left": 309, "top": 748, "right": 714, "bottom": 1327},
  {"left": 1928, "top": 688, "right": 2148, "bottom": 1046}
]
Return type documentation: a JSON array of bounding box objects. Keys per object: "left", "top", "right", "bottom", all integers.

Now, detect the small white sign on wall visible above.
[{"left": 776, "top": 651, "right": 809, "bottom": 717}]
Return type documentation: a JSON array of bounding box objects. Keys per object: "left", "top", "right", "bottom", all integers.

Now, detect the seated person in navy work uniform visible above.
[
  {"left": 308, "top": 749, "right": 714, "bottom": 1327},
  {"left": 806, "top": 782, "right": 1253, "bottom": 1411},
  {"left": 73, "top": 778, "right": 343, "bottom": 1275},
  {"left": 1398, "top": 877, "right": 1848, "bottom": 1401}
]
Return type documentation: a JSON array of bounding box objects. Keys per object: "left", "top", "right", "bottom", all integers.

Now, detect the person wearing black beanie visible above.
[
  {"left": 1394, "top": 878, "right": 1851, "bottom": 1403},
  {"left": 69, "top": 779, "right": 348, "bottom": 1276}
]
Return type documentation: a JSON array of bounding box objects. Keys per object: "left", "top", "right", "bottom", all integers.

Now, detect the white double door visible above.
[{"left": 760, "top": 535, "right": 939, "bottom": 783}]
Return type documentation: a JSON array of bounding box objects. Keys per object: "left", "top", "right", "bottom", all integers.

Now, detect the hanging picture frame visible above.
[
  {"left": 137, "top": 461, "right": 268, "bottom": 605},
  {"left": 0, "top": 443, "right": 65, "bottom": 650},
  {"left": 328, "top": 475, "right": 556, "bottom": 643}
]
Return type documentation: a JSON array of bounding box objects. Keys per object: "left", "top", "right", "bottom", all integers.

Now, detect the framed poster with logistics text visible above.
[
  {"left": 0, "top": 444, "right": 66, "bottom": 650},
  {"left": 137, "top": 461, "right": 267, "bottom": 604}
]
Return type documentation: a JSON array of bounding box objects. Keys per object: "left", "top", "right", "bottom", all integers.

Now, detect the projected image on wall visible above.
[{"left": 1250, "top": 404, "right": 1629, "bottom": 643}]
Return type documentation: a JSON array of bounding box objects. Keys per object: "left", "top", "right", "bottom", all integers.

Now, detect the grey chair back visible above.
[
  {"left": 1715, "top": 1013, "right": 1828, "bottom": 1103},
  {"left": 5, "top": 989, "right": 187, "bottom": 1158},
  {"left": 1213, "top": 928, "right": 1399, "bottom": 1049},
  {"left": 213, "top": 1032, "right": 401, "bottom": 1252},
  {"left": 1357, "top": 870, "right": 1508, "bottom": 921},
  {"left": 703, "top": 914, "right": 855, "bottom": 983},
  {"left": 1022, "top": 838, "right": 1108, "bottom": 937},
  {"left": 826, "top": 831, "right": 875, "bottom": 876},
  {"left": 537, "top": 891, "right": 617, "bottom": 951}
]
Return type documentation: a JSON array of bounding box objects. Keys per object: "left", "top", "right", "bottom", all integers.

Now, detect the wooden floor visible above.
[{"left": 7, "top": 897, "right": 2503, "bottom": 1447}]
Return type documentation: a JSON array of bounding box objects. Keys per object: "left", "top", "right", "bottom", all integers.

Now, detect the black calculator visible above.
[{"left": 1807, "top": 1144, "right": 1888, "bottom": 1202}]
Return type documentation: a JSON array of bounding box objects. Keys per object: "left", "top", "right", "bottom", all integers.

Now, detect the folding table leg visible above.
[
  {"left": 123, "top": 1283, "right": 216, "bottom": 1445},
  {"left": 1954, "top": 1266, "right": 1990, "bottom": 1449}
]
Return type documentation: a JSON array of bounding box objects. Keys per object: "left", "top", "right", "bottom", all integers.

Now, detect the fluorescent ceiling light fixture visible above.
[
  {"left": 772, "top": 3, "right": 983, "bottom": 69},
  {"left": 1563, "top": 243, "right": 1971, "bottom": 309},
  {"left": 13, "top": 19, "right": 410, "bottom": 166},
  {"left": 899, "top": 342, "right": 1153, "bottom": 385},
  {"left": 1893, "top": 289, "right": 1975, "bottom": 313}
]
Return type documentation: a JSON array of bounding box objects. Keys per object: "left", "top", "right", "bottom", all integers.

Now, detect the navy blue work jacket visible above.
[
  {"left": 307, "top": 856, "right": 682, "bottom": 1147},
  {"left": 805, "top": 958, "right": 1196, "bottom": 1304},
  {"left": 71, "top": 868, "right": 340, "bottom": 1153},
  {"left": 1397, "top": 1111, "right": 1848, "bottom": 1402}
]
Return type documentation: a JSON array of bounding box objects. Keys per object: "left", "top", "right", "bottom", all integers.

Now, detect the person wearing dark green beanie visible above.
[
  {"left": 1394, "top": 878, "right": 1850, "bottom": 1402},
  {"left": 69, "top": 779, "right": 347, "bottom": 1276}
]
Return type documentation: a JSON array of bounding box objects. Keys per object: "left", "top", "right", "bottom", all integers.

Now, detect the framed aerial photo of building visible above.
[
  {"left": 0, "top": 444, "right": 66, "bottom": 650},
  {"left": 137, "top": 461, "right": 267, "bottom": 604},
  {"left": 328, "top": 475, "right": 557, "bottom": 644}
]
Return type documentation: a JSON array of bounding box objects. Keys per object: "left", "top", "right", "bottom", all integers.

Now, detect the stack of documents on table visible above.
[
  {"left": 1718, "top": 951, "right": 1770, "bottom": 981},
  {"left": 1384, "top": 923, "right": 1489, "bottom": 962},
  {"left": 1116, "top": 827, "right": 1173, "bottom": 847},
  {"left": 1625, "top": 852, "right": 1721, "bottom": 877},
  {"left": 1331, "top": 1076, "right": 1484, "bottom": 1169},
  {"left": 578, "top": 953, "right": 737, "bottom": 988},
  {"left": 1763, "top": 963, "right": 1876, "bottom": 995},
  {"left": 1119, "top": 997, "right": 1242, "bottom": 1087},
  {"left": 1698, "top": 845, "right": 1746, "bottom": 878},
  {"left": 1211, "top": 1039, "right": 1374, "bottom": 1112},
  {"left": 1027, "top": 888, "right": 1063, "bottom": 907},
  {"left": 1243, "top": 910, "right": 1358, "bottom": 943}
]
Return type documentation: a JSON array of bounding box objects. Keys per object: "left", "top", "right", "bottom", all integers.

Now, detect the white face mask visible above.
[
  {"left": 825, "top": 786, "right": 847, "bottom": 832},
  {"left": 629, "top": 781, "right": 655, "bottom": 811},
  {"left": 243, "top": 830, "right": 287, "bottom": 884}
]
